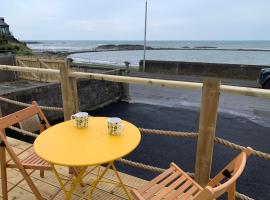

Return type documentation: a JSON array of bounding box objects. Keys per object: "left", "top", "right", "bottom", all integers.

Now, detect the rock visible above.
[{"left": 95, "top": 44, "right": 154, "bottom": 51}]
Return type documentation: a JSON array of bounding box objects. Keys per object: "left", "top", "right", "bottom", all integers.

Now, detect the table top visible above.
[{"left": 34, "top": 117, "right": 141, "bottom": 166}]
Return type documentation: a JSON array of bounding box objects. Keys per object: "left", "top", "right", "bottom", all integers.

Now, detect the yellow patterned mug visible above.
[
  {"left": 107, "top": 117, "right": 124, "bottom": 135},
  {"left": 71, "top": 112, "right": 89, "bottom": 128}
]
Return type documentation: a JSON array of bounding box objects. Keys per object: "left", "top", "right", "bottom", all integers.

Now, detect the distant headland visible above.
[{"left": 0, "top": 17, "right": 32, "bottom": 55}]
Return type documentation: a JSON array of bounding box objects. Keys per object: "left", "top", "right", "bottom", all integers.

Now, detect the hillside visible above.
[{"left": 0, "top": 35, "right": 33, "bottom": 55}]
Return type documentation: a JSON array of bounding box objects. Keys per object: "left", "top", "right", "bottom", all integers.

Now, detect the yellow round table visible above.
[{"left": 34, "top": 117, "right": 141, "bottom": 199}]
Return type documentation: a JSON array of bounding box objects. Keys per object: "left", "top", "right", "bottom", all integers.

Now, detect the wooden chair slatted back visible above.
[
  {"left": 194, "top": 147, "right": 252, "bottom": 200},
  {"left": 0, "top": 101, "right": 50, "bottom": 132},
  {"left": 0, "top": 101, "right": 50, "bottom": 199}
]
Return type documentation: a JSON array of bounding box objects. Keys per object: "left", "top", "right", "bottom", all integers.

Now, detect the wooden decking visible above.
[{"left": 0, "top": 137, "right": 147, "bottom": 199}]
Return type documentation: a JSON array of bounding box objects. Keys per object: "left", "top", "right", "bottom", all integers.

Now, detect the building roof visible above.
[{"left": 0, "top": 18, "right": 9, "bottom": 27}]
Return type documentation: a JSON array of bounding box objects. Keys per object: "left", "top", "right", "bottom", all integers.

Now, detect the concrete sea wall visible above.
[{"left": 139, "top": 60, "right": 269, "bottom": 80}]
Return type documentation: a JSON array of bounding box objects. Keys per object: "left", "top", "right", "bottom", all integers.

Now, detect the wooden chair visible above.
[
  {"left": 0, "top": 101, "right": 52, "bottom": 200},
  {"left": 131, "top": 147, "right": 253, "bottom": 200}
]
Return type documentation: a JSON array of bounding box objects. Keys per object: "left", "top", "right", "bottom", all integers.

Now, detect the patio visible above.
[{"left": 1, "top": 137, "right": 147, "bottom": 200}]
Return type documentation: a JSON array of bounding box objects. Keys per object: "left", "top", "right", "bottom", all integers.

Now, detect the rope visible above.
[
  {"left": 8, "top": 126, "right": 38, "bottom": 138},
  {"left": 236, "top": 192, "right": 255, "bottom": 200},
  {"left": 215, "top": 137, "right": 270, "bottom": 160},
  {"left": 139, "top": 128, "right": 198, "bottom": 138},
  {"left": 140, "top": 128, "right": 270, "bottom": 161},
  {"left": 0, "top": 96, "right": 63, "bottom": 111},
  {"left": 118, "top": 158, "right": 194, "bottom": 177}
]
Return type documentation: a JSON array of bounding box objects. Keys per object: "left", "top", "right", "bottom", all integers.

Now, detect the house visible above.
[{"left": 0, "top": 17, "right": 11, "bottom": 36}]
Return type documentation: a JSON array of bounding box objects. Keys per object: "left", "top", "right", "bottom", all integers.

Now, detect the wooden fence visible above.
[
  {"left": 15, "top": 56, "right": 65, "bottom": 82},
  {"left": 1, "top": 59, "right": 270, "bottom": 189}
]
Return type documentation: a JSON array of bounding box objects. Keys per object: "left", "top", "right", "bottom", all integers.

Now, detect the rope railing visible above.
[
  {"left": 1, "top": 96, "right": 269, "bottom": 162},
  {"left": 236, "top": 193, "right": 255, "bottom": 200},
  {"left": 139, "top": 128, "right": 198, "bottom": 138},
  {"left": 0, "top": 96, "right": 63, "bottom": 112},
  {"left": 214, "top": 137, "right": 270, "bottom": 161},
  {"left": 139, "top": 128, "right": 270, "bottom": 161},
  {"left": 8, "top": 126, "right": 38, "bottom": 138}
]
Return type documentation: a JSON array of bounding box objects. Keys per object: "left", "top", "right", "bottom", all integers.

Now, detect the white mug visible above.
[
  {"left": 107, "top": 117, "right": 124, "bottom": 135},
  {"left": 71, "top": 112, "right": 89, "bottom": 128}
]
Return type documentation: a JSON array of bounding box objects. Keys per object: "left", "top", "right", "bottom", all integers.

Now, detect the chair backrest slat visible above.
[
  {"left": 0, "top": 101, "right": 50, "bottom": 132},
  {"left": 0, "top": 106, "right": 39, "bottom": 130}
]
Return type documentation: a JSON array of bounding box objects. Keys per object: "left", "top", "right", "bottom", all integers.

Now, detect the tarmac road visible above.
[
  {"left": 129, "top": 84, "right": 270, "bottom": 128},
  {"left": 91, "top": 83, "right": 270, "bottom": 199}
]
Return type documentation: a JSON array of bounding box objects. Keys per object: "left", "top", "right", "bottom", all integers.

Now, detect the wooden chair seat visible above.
[
  {"left": 132, "top": 163, "right": 203, "bottom": 200},
  {"left": 7, "top": 151, "right": 51, "bottom": 170}
]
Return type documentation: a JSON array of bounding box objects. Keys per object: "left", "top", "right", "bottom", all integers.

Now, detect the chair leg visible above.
[
  {"left": 0, "top": 143, "right": 8, "bottom": 200},
  {"left": 40, "top": 170, "right": 44, "bottom": 178},
  {"left": 227, "top": 182, "right": 236, "bottom": 200},
  {"left": 2, "top": 138, "right": 43, "bottom": 200}
]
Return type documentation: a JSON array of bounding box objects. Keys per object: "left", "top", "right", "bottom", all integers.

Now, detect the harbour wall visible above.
[{"left": 139, "top": 60, "right": 268, "bottom": 80}]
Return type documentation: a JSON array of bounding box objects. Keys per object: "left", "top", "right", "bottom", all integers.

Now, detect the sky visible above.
[{"left": 1, "top": 0, "right": 270, "bottom": 40}]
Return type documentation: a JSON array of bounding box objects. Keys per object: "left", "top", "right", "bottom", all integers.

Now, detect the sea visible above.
[{"left": 26, "top": 40, "right": 270, "bottom": 67}]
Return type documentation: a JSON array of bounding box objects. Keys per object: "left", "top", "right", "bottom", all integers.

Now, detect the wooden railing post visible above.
[
  {"left": 195, "top": 79, "right": 221, "bottom": 186},
  {"left": 121, "top": 61, "right": 130, "bottom": 101},
  {"left": 59, "top": 58, "right": 79, "bottom": 121},
  {"left": 0, "top": 104, "right": 8, "bottom": 200},
  {"left": 0, "top": 104, "right": 5, "bottom": 135}
]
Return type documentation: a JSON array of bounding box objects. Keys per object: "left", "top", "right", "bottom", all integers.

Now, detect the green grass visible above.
[{"left": 0, "top": 41, "right": 33, "bottom": 55}]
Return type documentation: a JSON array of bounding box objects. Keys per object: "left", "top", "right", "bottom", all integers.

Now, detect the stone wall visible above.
[
  {"left": 0, "top": 78, "right": 122, "bottom": 121},
  {"left": 139, "top": 60, "right": 268, "bottom": 80},
  {"left": 0, "top": 53, "right": 16, "bottom": 82}
]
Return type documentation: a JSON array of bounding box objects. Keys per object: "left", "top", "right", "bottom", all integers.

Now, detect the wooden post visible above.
[
  {"left": 59, "top": 58, "right": 79, "bottom": 121},
  {"left": 0, "top": 104, "right": 3, "bottom": 118},
  {"left": 0, "top": 105, "right": 8, "bottom": 200},
  {"left": 121, "top": 62, "right": 130, "bottom": 101},
  {"left": 0, "top": 105, "right": 5, "bottom": 135},
  {"left": 37, "top": 58, "right": 42, "bottom": 82},
  {"left": 195, "top": 79, "right": 221, "bottom": 186}
]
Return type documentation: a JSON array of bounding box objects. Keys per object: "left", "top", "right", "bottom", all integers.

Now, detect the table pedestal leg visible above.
[
  {"left": 52, "top": 165, "right": 87, "bottom": 200},
  {"left": 87, "top": 162, "right": 131, "bottom": 200},
  {"left": 111, "top": 162, "right": 132, "bottom": 200}
]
